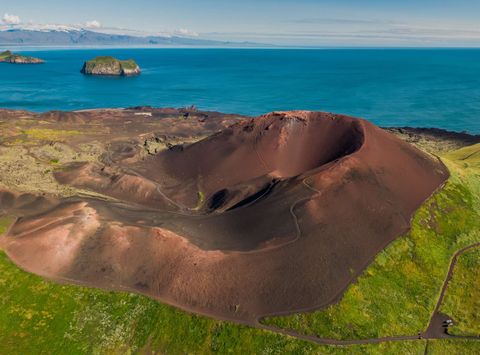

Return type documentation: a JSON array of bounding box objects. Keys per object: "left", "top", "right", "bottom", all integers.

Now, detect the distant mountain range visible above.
[{"left": 0, "top": 25, "right": 262, "bottom": 47}]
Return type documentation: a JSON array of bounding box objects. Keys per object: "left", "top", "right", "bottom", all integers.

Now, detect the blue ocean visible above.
[{"left": 1, "top": 48, "right": 479, "bottom": 133}]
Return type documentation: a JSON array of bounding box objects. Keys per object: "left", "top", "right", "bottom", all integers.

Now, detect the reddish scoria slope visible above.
[{"left": 0, "top": 111, "right": 448, "bottom": 322}]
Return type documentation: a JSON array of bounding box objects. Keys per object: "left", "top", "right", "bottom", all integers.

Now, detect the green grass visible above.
[
  {"left": 0, "top": 51, "right": 39, "bottom": 62},
  {"left": 263, "top": 145, "right": 480, "bottom": 340},
  {"left": 85, "top": 56, "right": 138, "bottom": 71},
  {"left": 440, "top": 248, "right": 480, "bottom": 336},
  {"left": 119, "top": 59, "right": 138, "bottom": 70},
  {"left": 195, "top": 191, "right": 206, "bottom": 209},
  {"left": 0, "top": 250, "right": 427, "bottom": 355},
  {"left": 0, "top": 50, "right": 12, "bottom": 59},
  {"left": 0, "top": 216, "right": 15, "bottom": 235},
  {"left": 427, "top": 339, "right": 480, "bottom": 354},
  {"left": 22, "top": 128, "right": 80, "bottom": 142},
  {"left": 87, "top": 56, "right": 118, "bottom": 64},
  {"left": 444, "top": 143, "right": 480, "bottom": 169}
]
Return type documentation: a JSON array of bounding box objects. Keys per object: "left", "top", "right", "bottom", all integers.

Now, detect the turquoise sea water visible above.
[{"left": 0, "top": 48, "right": 479, "bottom": 133}]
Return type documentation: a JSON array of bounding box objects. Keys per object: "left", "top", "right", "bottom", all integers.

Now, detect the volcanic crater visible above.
[{"left": 0, "top": 109, "right": 448, "bottom": 322}]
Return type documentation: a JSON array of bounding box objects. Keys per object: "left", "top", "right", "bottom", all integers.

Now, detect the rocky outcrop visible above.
[
  {"left": 0, "top": 50, "right": 44, "bottom": 64},
  {"left": 80, "top": 56, "right": 141, "bottom": 76}
]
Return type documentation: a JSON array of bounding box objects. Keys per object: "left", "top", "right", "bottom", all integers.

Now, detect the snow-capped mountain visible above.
[
  {"left": 0, "top": 24, "right": 254, "bottom": 47},
  {"left": 0, "top": 23, "right": 83, "bottom": 33}
]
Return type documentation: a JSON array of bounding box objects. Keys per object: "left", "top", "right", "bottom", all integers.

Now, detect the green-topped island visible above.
[
  {"left": 0, "top": 50, "right": 44, "bottom": 64},
  {"left": 81, "top": 56, "right": 141, "bottom": 76}
]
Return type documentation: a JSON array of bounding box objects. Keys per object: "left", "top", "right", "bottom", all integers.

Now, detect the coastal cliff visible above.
[
  {"left": 0, "top": 50, "right": 44, "bottom": 64},
  {"left": 81, "top": 56, "right": 141, "bottom": 76}
]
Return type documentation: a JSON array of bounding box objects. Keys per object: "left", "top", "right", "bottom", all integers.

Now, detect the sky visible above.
[{"left": 3, "top": 0, "right": 480, "bottom": 46}]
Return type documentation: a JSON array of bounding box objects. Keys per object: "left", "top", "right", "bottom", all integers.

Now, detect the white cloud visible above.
[
  {"left": 84, "top": 20, "right": 101, "bottom": 29},
  {"left": 2, "top": 13, "right": 20, "bottom": 25},
  {"left": 174, "top": 28, "right": 199, "bottom": 37}
]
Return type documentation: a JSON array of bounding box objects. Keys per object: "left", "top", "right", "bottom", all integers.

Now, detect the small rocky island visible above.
[
  {"left": 0, "top": 50, "right": 44, "bottom": 64},
  {"left": 81, "top": 56, "right": 141, "bottom": 76}
]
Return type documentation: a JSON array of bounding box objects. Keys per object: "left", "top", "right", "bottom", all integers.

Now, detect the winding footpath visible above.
[{"left": 254, "top": 242, "right": 480, "bottom": 347}]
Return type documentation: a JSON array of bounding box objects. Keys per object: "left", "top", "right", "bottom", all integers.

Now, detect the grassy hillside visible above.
[
  {"left": 0, "top": 50, "right": 12, "bottom": 59},
  {"left": 440, "top": 248, "right": 480, "bottom": 337},
  {"left": 427, "top": 339, "right": 480, "bottom": 354},
  {"left": 438, "top": 143, "right": 480, "bottom": 337}
]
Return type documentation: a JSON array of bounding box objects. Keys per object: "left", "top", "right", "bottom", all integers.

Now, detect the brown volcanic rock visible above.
[{"left": 1, "top": 111, "right": 448, "bottom": 322}]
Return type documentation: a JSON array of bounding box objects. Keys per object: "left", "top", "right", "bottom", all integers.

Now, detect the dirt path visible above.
[
  {"left": 425, "top": 242, "right": 480, "bottom": 338},
  {"left": 255, "top": 321, "right": 420, "bottom": 346},
  {"left": 255, "top": 242, "right": 480, "bottom": 346}
]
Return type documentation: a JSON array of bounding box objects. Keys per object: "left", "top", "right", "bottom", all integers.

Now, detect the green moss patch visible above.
[
  {"left": 22, "top": 128, "right": 80, "bottom": 142},
  {"left": 119, "top": 59, "right": 138, "bottom": 70},
  {"left": 84, "top": 56, "right": 138, "bottom": 73},
  {"left": 0, "top": 216, "right": 15, "bottom": 236}
]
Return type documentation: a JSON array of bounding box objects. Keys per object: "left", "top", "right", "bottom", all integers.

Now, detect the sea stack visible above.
[
  {"left": 0, "top": 50, "right": 44, "bottom": 64},
  {"left": 81, "top": 56, "right": 141, "bottom": 76}
]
